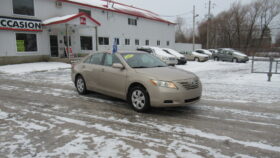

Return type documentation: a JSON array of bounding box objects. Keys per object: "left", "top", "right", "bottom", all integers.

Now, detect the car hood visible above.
[
  {"left": 234, "top": 52, "right": 247, "bottom": 57},
  {"left": 135, "top": 66, "right": 196, "bottom": 81}
]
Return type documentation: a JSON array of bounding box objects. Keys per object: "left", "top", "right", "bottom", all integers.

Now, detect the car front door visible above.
[
  {"left": 219, "top": 50, "right": 226, "bottom": 60},
  {"left": 224, "top": 50, "right": 233, "bottom": 61},
  {"left": 98, "top": 53, "right": 127, "bottom": 99}
]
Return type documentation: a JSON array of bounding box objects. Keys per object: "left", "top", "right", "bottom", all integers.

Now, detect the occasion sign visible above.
[{"left": 0, "top": 16, "right": 42, "bottom": 31}]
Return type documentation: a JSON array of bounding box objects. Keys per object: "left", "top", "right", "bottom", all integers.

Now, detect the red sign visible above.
[{"left": 80, "top": 17, "right": 86, "bottom": 25}]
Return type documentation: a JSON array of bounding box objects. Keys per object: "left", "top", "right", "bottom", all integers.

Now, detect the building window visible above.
[
  {"left": 79, "top": 9, "right": 91, "bottom": 16},
  {"left": 80, "top": 36, "right": 92, "bottom": 50},
  {"left": 145, "top": 40, "right": 149, "bottom": 46},
  {"left": 167, "top": 41, "right": 170, "bottom": 46},
  {"left": 125, "top": 39, "right": 130, "bottom": 45},
  {"left": 13, "top": 0, "right": 35, "bottom": 16},
  {"left": 128, "top": 18, "right": 137, "bottom": 26},
  {"left": 98, "top": 37, "right": 109, "bottom": 45},
  {"left": 113, "top": 38, "right": 120, "bottom": 45},
  {"left": 16, "top": 33, "right": 37, "bottom": 52},
  {"left": 157, "top": 40, "right": 160, "bottom": 46},
  {"left": 135, "top": 39, "right": 139, "bottom": 45}
]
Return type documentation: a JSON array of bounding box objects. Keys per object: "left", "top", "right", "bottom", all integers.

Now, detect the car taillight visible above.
[{"left": 71, "top": 63, "right": 76, "bottom": 69}]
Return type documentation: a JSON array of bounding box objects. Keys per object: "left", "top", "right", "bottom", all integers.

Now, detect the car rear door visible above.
[
  {"left": 98, "top": 53, "right": 127, "bottom": 99},
  {"left": 82, "top": 53, "right": 105, "bottom": 91}
]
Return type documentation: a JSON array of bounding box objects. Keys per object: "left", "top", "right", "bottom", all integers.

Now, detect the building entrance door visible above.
[{"left": 50, "top": 35, "right": 59, "bottom": 57}]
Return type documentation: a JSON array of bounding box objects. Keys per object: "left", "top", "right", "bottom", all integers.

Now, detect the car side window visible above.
[
  {"left": 89, "top": 53, "right": 104, "bottom": 65},
  {"left": 83, "top": 55, "right": 92, "bottom": 64},
  {"left": 104, "top": 54, "right": 121, "bottom": 66}
]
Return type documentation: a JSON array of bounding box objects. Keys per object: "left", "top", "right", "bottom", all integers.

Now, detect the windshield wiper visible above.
[
  {"left": 132, "top": 66, "right": 148, "bottom": 68},
  {"left": 154, "top": 65, "right": 166, "bottom": 67}
]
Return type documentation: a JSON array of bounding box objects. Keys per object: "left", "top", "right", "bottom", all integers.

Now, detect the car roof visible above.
[{"left": 89, "top": 51, "right": 147, "bottom": 55}]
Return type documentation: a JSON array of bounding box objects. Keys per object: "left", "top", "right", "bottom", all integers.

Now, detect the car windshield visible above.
[{"left": 121, "top": 53, "right": 167, "bottom": 68}]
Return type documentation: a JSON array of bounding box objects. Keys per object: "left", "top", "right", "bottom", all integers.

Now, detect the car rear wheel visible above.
[
  {"left": 232, "top": 58, "right": 238, "bottom": 63},
  {"left": 129, "top": 86, "right": 150, "bottom": 112},
  {"left": 76, "top": 75, "right": 87, "bottom": 95}
]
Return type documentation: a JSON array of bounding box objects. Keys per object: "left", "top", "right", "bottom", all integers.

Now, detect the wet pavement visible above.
[{"left": 0, "top": 68, "right": 280, "bottom": 158}]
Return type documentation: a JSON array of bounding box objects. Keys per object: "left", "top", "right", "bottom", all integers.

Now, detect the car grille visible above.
[
  {"left": 178, "top": 78, "right": 199, "bottom": 90},
  {"left": 180, "top": 57, "right": 185, "bottom": 60},
  {"left": 169, "top": 57, "right": 176, "bottom": 60}
]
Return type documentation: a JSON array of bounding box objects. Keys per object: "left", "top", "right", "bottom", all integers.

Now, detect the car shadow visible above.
[{"left": 82, "top": 91, "right": 201, "bottom": 117}]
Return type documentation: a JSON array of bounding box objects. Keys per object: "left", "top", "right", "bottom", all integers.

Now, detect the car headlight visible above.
[
  {"left": 162, "top": 57, "right": 168, "bottom": 60},
  {"left": 150, "top": 80, "right": 177, "bottom": 89}
]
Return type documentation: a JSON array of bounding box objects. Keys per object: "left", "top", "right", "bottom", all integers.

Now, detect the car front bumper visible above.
[
  {"left": 148, "top": 80, "right": 202, "bottom": 107},
  {"left": 177, "top": 58, "right": 187, "bottom": 65},
  {"left": 239, "top": 58, "right": 249, "bottom": 62},
  {"left": 163, "top": 59, "right": 178, "bottom": 66}
]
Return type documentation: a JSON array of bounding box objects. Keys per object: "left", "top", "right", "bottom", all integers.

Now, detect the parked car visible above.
[
  {"left": 137, "top": 46, "right": 178, "bottom": 66},
  {"left": 180, "top": 51, "right": 209, "bottom": 62},
  {"left": 162, "top": 48, "right": 187, "bottom": 65},
  {"left": 195, "top": 49, "right": 212, "bottom": 58},
  {"left": 213, "top": 49, "right": 249, "bottom": 63},
  {"left": 208, "top": 49, "right": 218, "bottom": 54},
  {"left": 72, "top": 51, "right": 202, "bottom": 112}
]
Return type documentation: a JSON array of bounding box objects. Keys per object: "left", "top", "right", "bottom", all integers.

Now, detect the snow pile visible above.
[{"left": 0, "top": 62, "right": 71, "bottom": 74}]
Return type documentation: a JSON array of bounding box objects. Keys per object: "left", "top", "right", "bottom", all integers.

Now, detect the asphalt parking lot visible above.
[{"left": 0, "top": 61, "right": 280, "bottom": 158}]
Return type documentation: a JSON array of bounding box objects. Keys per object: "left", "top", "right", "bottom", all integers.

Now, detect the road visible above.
[{"left": 0, "top": 65, "right": 280, "bottom": 158}]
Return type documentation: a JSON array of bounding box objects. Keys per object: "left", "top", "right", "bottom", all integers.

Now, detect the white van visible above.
[
  {"left": 137, "top": 46, "right": 178, "bottom": 66},
  {"left": 162, "top": 48, "right": 187, "bottom": 65}
]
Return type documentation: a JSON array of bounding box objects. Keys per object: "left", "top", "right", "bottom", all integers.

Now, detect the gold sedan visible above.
[{"left": 72, "top": 51, "right": 202, "bottom": 112}]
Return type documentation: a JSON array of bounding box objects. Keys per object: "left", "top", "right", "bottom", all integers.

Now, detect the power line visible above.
[{"left": 159, "top": 10, "right": 192, "bottom": 17}]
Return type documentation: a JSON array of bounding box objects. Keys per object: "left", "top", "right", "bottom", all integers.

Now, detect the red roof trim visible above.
[
  {"left": 0, "top": 27, "right": 42, "bottom": 32},
  {"left": 43, "top": 12, "right": 101, "bottom": 26},
  {"left": 58, "top": 0, "right": 175, "bottom": 25}
]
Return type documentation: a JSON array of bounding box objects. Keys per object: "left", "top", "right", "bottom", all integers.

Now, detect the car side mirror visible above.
[{"left": 112, "top": 63, "right": 124, "bottom": 69}]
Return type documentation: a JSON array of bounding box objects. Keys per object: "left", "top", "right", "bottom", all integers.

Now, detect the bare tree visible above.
[
  {"left": 175, "top": 16, "right": 187, "bottom": 43},
  {"left": 258, "top": 0, "right": 280, "bottom": 47}
]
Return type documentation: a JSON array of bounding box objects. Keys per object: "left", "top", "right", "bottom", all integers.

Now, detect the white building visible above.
[{"left": 0, "top": 0, "right": 175, "bottom": 64}]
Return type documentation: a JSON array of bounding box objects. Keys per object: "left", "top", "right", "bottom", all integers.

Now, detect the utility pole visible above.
[
  {"left": 193, "top": 5, "right": 199, "bottom": 51},
  {"left": 206, "top": 0, "right": 211, "bottom": 49}
]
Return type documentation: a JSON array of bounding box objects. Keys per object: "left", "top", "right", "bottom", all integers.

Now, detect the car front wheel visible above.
[
  {"left": 76, "top": 75, "right": 87, "bottom": 95},
  {"left": 129, "top": 86, "right": 150, "bottom": 112}
]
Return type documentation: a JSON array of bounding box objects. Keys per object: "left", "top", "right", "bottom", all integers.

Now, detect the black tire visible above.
[
  {"left": 128, "top": 86, "right": 150, "bottom": 112},
  {"left": 75, "top": 75, "right": 87, "bottom": 95}
]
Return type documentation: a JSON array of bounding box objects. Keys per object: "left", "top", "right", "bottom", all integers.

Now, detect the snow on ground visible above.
[
  {"left": 177, "top": 60, "right": 280, "bottom": 104},
  {"left": 0, "top": 60, "right": 280, "bottom": 157},
  {"left": 0, "top": 62, "right": 71, "bottom": 74}
]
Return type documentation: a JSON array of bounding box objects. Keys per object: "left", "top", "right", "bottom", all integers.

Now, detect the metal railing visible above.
[{"left": 251, "top": 55, "right": 280, "bottom": 81}]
